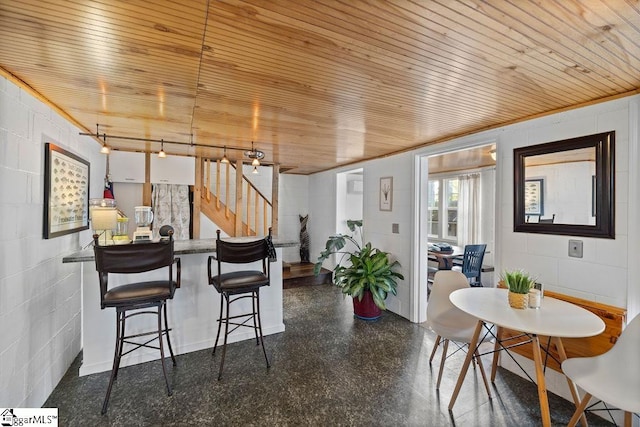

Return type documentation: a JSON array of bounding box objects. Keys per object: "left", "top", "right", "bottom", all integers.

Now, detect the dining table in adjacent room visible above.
[
  {"left": 447, "top": 287, "right": 606, "bottom": 427},
  {"left": 427, "top": 245, "right": 463, "bottom": 270}
]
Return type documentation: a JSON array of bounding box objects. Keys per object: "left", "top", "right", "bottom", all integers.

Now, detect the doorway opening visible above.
[
  {"left": 414, "top": 144, "right": 496, "bottom": 322},
  {"left": 336, "top": 168, "right": 364, "bottom": 235}
]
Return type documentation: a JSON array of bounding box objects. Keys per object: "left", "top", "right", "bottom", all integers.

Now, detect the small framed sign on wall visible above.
[
  {"left": 379, "top": 176, "right": 393, "bottom": 211},
  {"left": 524, "top": 178, "right": 544, "bottom": 216},
  {"left": 43, "top": 143, "right": 90, "bottom": 239}
]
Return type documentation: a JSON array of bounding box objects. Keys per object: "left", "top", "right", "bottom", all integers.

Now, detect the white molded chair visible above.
[
  {"left": 562, "top": 314, "right": 640, "bottom": 427},
  {"left": 427, "top": 270, "right": 491, "bottom": 397}
]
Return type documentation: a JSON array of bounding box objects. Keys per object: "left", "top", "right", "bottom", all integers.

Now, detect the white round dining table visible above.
[{"left": 447, "top": 287, "right": 605, "bottom": 427}]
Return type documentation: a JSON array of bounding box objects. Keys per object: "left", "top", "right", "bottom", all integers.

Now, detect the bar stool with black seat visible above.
[
  {"left": 207, "top": 229, "right": 273, "bottom": 380},
  {"left": 92, "top": 230, "right": 180, "bottom": 414}
]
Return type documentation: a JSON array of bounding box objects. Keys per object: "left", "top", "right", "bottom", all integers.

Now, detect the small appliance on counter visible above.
[
  {"left": 90, "top": 198, "right": 130, "bottom": 245},
  {"left": 90, "top": 198, "right": 118, "bottom": 245},
  {"left": 89, "top": 198, "right": 117, "bottom": 219},
  {"left": 133, "top": 206, "right": 154, "bottom": 242},
  {"left": 112, "top": 216, "right": 130, "bottom": 244}
]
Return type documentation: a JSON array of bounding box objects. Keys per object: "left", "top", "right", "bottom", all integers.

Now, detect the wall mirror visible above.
[{"left": 514, "top": 131, "right": 615, "bottom": 238}]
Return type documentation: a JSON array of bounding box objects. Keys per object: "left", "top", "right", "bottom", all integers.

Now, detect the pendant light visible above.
[
  {"left": 221, "top": 146, "right": 229, "bottom": 163},
  {"left": 100, "top": 132, "right": 110, "bottom": 154},
  {"left": 158, "top": 139, "right": 167, "bottom": 158},
  {"left": 244, "top": 141, "right": 264, "bottom": 166}
]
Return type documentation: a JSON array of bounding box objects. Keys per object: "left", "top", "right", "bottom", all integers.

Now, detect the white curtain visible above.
[
  {"left": 457, "top": 173, "right": 480, "bottom": 247},
  {"left": 151, "top": 184, "right": 190, "bottom": 240}
]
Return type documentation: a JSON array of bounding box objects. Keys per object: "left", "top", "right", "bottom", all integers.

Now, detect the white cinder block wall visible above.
[
  {"left": 492, "top": 98, "right": 640, "bottom": 422},
  {"left": 0, "top": 76, "right": 105, "bottom": 407},
  {"left": 497, "top": 98, "right": 633, "bottom": 309},
  {"left": 309, "top": 95, "right": 640, "bottom": 418}
]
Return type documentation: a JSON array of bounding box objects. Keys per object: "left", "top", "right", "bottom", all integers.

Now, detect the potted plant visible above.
[
  {"left": 314, "top": 220, "right": 404, "bottom": 320},
  {"left": 500, "top": 269, "right": 535, "bottom": 309}
]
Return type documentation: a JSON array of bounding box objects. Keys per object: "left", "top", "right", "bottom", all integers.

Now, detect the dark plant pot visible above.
[{"left": 352, "top": 290, "right": 382, "bottom": 321}]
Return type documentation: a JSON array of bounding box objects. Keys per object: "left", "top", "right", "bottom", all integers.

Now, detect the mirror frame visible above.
[{"left": 513, "top": 131, "right": 615, "bottom": 238}]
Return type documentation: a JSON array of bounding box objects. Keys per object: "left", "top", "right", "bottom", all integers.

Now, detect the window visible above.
[{"left": 427, "top": 176, "right": 459, "bottom": 242}]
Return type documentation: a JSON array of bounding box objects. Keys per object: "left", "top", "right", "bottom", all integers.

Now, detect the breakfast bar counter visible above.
[{"left": 63, "top": 238, "right": 296, "bottom": 376}]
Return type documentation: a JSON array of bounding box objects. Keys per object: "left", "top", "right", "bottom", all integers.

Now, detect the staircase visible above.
[
  {"left": 198, "top": 157, "right": 315, "bottom": 283},
  {"left": 283, "top": 262, "right": 333, "bottom": 289},
  {"left": 199, "top": 158, "right": 274, "bottom": 237}
]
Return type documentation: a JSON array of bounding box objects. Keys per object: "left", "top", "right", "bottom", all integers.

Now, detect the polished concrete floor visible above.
[{"left": 44, "top": 284, "right": 614, "bottom": 426}]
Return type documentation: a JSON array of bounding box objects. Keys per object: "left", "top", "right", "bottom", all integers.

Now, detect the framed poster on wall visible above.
[
  {"left": 379, "top": 176, "right": 393, "bottom": 211},
  {"left": 524, "top": 178, "right": 544, "bottom": 216},
  {"left": 43, "top": 143, "right": 90, "bottom": 238}
]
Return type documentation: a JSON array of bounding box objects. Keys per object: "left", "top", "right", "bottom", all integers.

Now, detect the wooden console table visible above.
[{"left": 496, "top": 288, "right": 626, "bottom": 371}]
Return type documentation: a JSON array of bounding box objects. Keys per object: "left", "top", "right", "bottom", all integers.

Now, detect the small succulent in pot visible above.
[{"left": 500, "top": 269, "right": 536, "bottom": 294}]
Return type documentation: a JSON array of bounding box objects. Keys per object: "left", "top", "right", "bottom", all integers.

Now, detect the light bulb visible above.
[{"left": 252, "top": 158, "right": 260, "bottom": 167}]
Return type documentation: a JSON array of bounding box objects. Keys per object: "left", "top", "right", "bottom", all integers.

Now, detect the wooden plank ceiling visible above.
[{"left": 1, "top": 0, "right": 639, "bottom": 174}]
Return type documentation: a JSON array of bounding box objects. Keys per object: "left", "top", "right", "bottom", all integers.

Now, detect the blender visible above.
[{"left": 133, "top": 206, "right": 154, "bottom": 242}]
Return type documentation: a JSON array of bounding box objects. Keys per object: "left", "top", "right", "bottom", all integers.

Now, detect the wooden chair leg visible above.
[
  {"left": 567, "top": 392, "right": 592, "bottom": 427},
  {"left": 429, "top": 335, "right": 442, "bottom": 363},
  {"left": 491, "top": 326, "right": 502, "bottom": 382},
  {"left": 474, "top": 349, "right": 492, "bottom": 399},
  {"left": 436, "top": 339, "right": 449, "bottom": 389}
]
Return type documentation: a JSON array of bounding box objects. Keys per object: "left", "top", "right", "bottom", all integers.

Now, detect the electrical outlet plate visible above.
[{"left": 568, "top": 239, "right": 583, "bottom": 258}]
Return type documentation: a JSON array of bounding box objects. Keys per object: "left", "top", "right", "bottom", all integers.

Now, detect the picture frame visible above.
[
  {"left": 379, "top": 176, "right": 393, "bottom": 211},
  {"left": 524, "top": 178, "right": 544, "bottom": 216},
  {"left": 43, "top": 142, "right": 90, "bottom": 239},
  {"left": 592, "top": 174, "right": 596, "bottom": 217}
]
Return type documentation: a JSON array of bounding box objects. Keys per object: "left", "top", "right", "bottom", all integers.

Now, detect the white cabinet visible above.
[
  {"left": 108, "top": 152, "right": 195, "bottom": 185},
  {"left": 109, "top": 151, "right": 145, "bottom": 183},
  {"left": 150, "top": 155, "right": 195, "bottom": 185}
]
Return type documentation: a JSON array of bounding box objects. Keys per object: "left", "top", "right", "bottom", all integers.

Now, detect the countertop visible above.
[{"left": 63, "top": 237, "right": 298, "bottom": 263}]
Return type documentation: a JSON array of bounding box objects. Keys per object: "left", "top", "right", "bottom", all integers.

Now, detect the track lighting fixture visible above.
[{"left": 80, "top": 127, "right": 269, "bottom": 165}]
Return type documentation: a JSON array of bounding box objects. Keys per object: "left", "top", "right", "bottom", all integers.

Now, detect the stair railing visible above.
[{"left": 202, "top": 158, "right": 272, "bottom": 236}]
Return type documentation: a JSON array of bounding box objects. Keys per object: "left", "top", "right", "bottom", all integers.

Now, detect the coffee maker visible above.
[{"left": 133, "top": 206, "right": 154, "bottom": 242}]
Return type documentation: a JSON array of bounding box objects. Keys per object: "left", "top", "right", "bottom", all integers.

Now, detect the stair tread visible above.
[{"left": 282, "top": 262, "right": 332, "bottom": 288}]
